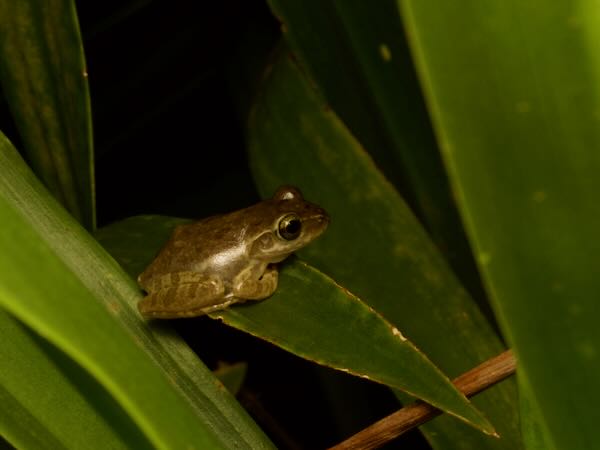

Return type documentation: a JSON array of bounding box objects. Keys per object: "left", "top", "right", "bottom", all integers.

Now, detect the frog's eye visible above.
[{"left": 278, "top": 214, "right": 302, "bottom": 240}]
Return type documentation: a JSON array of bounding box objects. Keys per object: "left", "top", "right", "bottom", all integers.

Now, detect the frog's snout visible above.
[
  {"left": 314, "top": 208, "right": 330, "bottom": 229},
  {"left": 310, "top": 207, "right": 328, "bottom": 222}
]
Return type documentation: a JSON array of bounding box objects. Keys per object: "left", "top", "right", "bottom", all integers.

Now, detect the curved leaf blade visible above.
[
  {"left": 398, "top": 1, "right": 600, "bottom": 448},
  {"left": 98, "top": 214, "right": 492, "bottom": 435},
  {"left": 217, "top": 259, "right": 494, "bottom": 430},
  {"left": 0, "top": 132, "right": 273, "bottom": 449},
  {"left": 0, "top": 0, "right": 95, "bottom": 229},
  {"left": 0, "top": 310, "right": 151, "bottom": 450},
  {"left": 0, "top": 177, "right": 223, "bottom": 450},
  {"left": 0, "top": 382, "right": 64, "bottom": 450},
  {"left": 267, "top": 1, "right": 486, "bottom": 309},
  {"left": 247, "top": 48, "right": 521, "bottom": 443}
]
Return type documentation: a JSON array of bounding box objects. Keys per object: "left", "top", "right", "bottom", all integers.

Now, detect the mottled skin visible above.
[{"left": 138, "top": 186, "right": 329, "bottom": 318}]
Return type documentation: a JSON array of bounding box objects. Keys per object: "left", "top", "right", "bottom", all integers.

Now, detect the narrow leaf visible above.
[
  {"left": 0, "top": 310, "right": 150, "bottom": 449},
  {"left": 0, "top": 0, "right": 95, "bottom": 229},
  {"left": 267, "top": 0, "right": 487, "bottom": 309},
  {"left": 98, "top": 215, "right": 492, "bottom": 435},
  {"left": 0, "top": 132, "right": 273, "bottom": 449},
  {"left": 0, "top": 170, "right": 222, "bottom": 449},
  {"left": 217, "top": 260, "right": 495, "bottom": 433},
  {"left": 247, "top": 48, "right": 521, "bottom": 444}
]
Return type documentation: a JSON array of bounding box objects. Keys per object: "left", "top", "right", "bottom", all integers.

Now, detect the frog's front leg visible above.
[
  {"left": 233, "top": 266, "right": 278, "bottom": 300},
  {"left": 138, "top": 271, "right": 227, "bottom": 318}
]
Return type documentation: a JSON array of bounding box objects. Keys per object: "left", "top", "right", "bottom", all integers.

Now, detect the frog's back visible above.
[{"left": 138, "top": 213, "right": 245, "bottom": 289}]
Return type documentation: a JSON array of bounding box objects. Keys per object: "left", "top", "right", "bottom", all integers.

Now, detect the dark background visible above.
[{"left": 84, "top": 0, "right": 270, "bottom": 224}]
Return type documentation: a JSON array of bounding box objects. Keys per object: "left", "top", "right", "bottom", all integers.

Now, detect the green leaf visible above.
[
  {"left": 518, "top": 375, "right": 555, "bottom": 450},
  {"left": 398, "top": 1, "right": 600, "bottom": 448},
  {"left": 0, "top": 0, "right": 95, "bottom": 229},
  {"left": 214, "top": 362, "right": 248, "bottom": 396},
  {"left": 247, "top": 47, "right": 521, "bottom": 445},
  {"left": 0, "top": 310, "right": 151, "bottom": 449},
  {"left": 218, "top": 259, "right": 495, "bottom": 433},
  {"left": 0, "top": 132, "right": 273, "bottom": 449},
  {"left": 0, "top": 148, "right": 218, "bottom": 449},
  {"left": 267, "top": 0, "right": 488, "bottom": 310},
  {"left": 97, "top": 215, "right": 491, "bottom": 434}
]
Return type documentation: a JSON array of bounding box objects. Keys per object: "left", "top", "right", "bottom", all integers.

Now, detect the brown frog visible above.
[{"left": 138, "top": 186, "right": 329, "bottom": 318}]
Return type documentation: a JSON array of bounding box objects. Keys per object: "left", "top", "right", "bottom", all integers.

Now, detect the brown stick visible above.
[{"left": 328, "top": 349, "right": 516, "bottom": 450}]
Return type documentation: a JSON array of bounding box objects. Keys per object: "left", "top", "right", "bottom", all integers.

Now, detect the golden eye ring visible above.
[{"left": 278, "top": 214, "right": 302, "bottom": 240}]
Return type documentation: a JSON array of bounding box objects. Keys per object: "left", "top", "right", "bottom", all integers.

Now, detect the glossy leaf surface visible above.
[
  {"left": 399, "top": 1, "right": 600, "bottom": 448},
  {"left": 247, "top": 49, "right": 521, "bottom": 446},
  {"left": 0, "top": 0, "right": 95, "bottom": 229},
  {"left": 0, "top": 310, "right": 150, "bottom": 450},
  {"left": 267, "top": 0, "right": 487, "bottom": 309},
  {"left": 98, "top": 214, "right": 492, "bottom": 433},
  {"left": 0, "top": 132, "right": 273, "bottom": 449}
]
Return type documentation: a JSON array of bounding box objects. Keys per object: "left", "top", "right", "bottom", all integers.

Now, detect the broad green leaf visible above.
[
  {"left": 0, "top": 156, "right": 219, "bottom": 449},
  {"left": 398, "top": 1, "right": 600, "bottom": 448},
  {"left": 0, "top": 132, "right": 273, "bottom": 449},
  {"left": 97, "top": 215, "right": 493, "bottom": 434},
  {"left": 267, "top": 0, "right": 488, "bottom": 311},
  {"left": 0, "top": 383, "right": 63, "bottom": 450},
  {"left": 0, "top": 310, "right": 151, "bottom": 450},
  {"left": 0, "top": 0, "right": 95, "bottom": 229},
  {"left": 248, "top": 48, "right": 521, "bottom": 445},
  {"left": 217, "top": 259, "right": 493, "bottom": 431},
  {"left": 518, "top": 375, "right": 555, "bottom": 450}
]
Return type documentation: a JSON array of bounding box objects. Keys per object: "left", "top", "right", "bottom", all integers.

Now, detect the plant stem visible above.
[{"left": 328, "top": 349, "right": 516, "bottom": 450}]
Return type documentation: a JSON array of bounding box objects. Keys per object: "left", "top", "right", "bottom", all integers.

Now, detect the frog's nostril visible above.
[{"left": 317, "top": 212, "right": 329, "bottom": 223}]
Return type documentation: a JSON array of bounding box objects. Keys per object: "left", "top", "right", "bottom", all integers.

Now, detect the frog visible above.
[{"left": 137, "top": 186, "right": 329, "bottom": 318}]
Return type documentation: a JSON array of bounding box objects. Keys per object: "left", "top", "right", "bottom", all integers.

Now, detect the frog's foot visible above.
[
  {"left": 234, "top": 267, "right": 278, "bottom": 300},
  {"left": 138, "top": 273, "right": 225, "bottom": 318}
]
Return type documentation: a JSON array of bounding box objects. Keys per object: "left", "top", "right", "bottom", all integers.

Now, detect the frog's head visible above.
[{"left": 250, "top": 185, "right": 329, "bottom": 262}]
